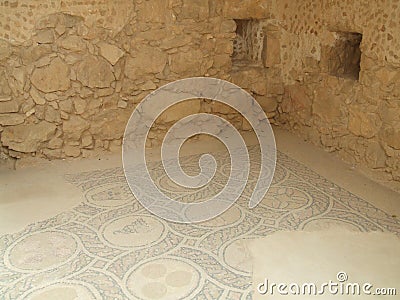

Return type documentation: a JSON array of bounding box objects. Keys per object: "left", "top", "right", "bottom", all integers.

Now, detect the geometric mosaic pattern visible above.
[{"left": 1, "top": 146, "right": 399, "bottom": 299}]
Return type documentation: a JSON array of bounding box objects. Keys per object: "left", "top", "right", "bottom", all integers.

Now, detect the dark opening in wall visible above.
[
  {"left": 233, "top": 19, "right": 264, "bottom": 66},
  {"left": 328, "top": 32, "right": 362, "bottom": 80}
]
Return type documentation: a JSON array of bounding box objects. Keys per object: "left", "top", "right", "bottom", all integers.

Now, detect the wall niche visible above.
[
  {"left": 327, "top": 32, "right": 362, "bottom": 80},
  {"left": 233, "top": 19, "right": 265, "bottom": 66}
]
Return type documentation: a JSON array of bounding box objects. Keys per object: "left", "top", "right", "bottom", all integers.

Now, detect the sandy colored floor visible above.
[
  {"left": 1, "top": 127, "right": 399, "bottom": 236},
  {"left": 0, "top": 127, "right": 399, "bottom": 299}
]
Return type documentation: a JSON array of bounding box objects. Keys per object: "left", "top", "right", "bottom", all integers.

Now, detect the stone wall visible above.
[
  {"left": 225, "top": 0, "right": 400, "bottom": 183},
  {"left": 0, "top": 0, "right": 254, "bottom": 160},
  {"left": 1, "top": 0, "right": 400, "bottom": 185}
]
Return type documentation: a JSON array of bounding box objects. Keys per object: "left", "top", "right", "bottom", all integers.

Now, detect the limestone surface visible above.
[{"left": 0, "top": 0, "right": 398, "bottom": 184}]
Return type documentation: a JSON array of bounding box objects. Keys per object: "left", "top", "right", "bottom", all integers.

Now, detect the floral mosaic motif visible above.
[{"left": 1, "top": 146, "right": 400, "bottom": 299}]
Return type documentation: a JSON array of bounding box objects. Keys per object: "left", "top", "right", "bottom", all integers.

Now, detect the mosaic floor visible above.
[{"left": 1, "top": 146, "right": 400, "bottom": 299}]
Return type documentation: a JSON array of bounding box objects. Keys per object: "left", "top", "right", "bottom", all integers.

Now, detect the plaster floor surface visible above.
[{"left": 0, "top": 127, "right": 399, "bottom": 299}]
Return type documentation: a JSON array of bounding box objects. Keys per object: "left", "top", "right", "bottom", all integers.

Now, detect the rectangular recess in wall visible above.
[
  {"left": 233, "top": 19, "right": 264, "bottom": 66},
  {"left": 328, "top": 32, "right": 362, "bottom": 80}
]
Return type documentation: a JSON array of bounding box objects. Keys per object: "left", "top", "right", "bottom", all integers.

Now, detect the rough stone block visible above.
[
  {"left": 20, "top": 45, "right": 53, "bottom": 65},
  {"left": 30, "top": 88, "right": 46, "bottom": 105},
  {"left": 98, "top": 42, "right": 125, "bottom": 65},
  {"left": 64, "top": 145, "right": 81, "bottom": 157},
  {"left": 0, "top": 101, "right": 19, "bottom": 113},
  {"left": 31, "top": 57, "right": 71, "bottom": 93},
  {"left": 11, "top": 68, "right": 26, "bottom": 93},
  {"left": 42, "top": 148, "right": 63, "bottom": 159},
  {"left": 365, "top": 141, "right": 386, "bottom": 168},
  {"left": 0, "top": 96, "right": 11, "bottom": 102},
  {"left": 63, "top": 115, "right": 90, "bottom": 141},
  {"left": 137, "top": 0, "right": 167, "bottom": 23},
  {"left": 181, "top": 0, "right": 209, "bottom": 21},
  {"left": 1, "top": 121, "right": 56, "bottom": 153},
  {"left": 160, "top": 36, "right": 192, "bottom": 50},
  {"left": 59, "top": 99, "right": 73, "bottom": 113},
  {"left": 263, "top": 36, "right": 281, "bottom": 67},
  {"left": 381, "top": 126, "right": 400, "bottom": 150},
  {"left": 313, "top": 87, "right": 342, "bottom": 123},
  {"left": 220, "top": 20, "right": 237, "bottom": 33},
  {"left": 211, "top": 102, "right": 234, "bottom": 115},
  {"left": 90, "top": 109, "right": 131, "bottom": 140},
  {"left": 73, "top": 98, "right": 87, "bottom": 115},
  {"left": 256, "top": 95, "right": 278, "bottom": 113},
  {"left": 231, "top": 67, "right": 266, "bottom": 93},
  {"left": 212, "top": 54, "right": 231, "bottom": 70},
  {"left": 0, "top": 114, "right": 24, "bottom": 126},
  {"left": 223, "top": 0, "right": 270, "bottom": 19},
  {"left": 81, "top": 133, "right": 93, "bottom": 149},
  {"left": 58, "top": 35, "right": 87, "bottom": 52},
  {"left": 35, "top": 29, "right": 55, "bottom": 44},
  {"left": 48, "top": 137, "right": 63, "bottom": 149},
  {"left": 125, "top": 46, "right": 167, "bottom": 78},
  {"left": 160, "top": 100, "right": 201, "bottom": 123},
  {"left": 77, "top": 56, "right": 115, "bottom": 88},
  {"left": 170, "top": 50, "right": 204, "bottom": 75},
  {"left": 44, "top": 106, "right": 61, "bottom": 123},
  {"left": 348, "top": 106, "right": 382, "bottom": 138}
]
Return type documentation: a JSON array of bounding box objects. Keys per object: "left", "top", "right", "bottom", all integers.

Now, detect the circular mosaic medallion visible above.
[
  {"left": 24, "top": 283, "right": 97, "bottom": 300},
  {"left": 101, "top": 215, "right": 165, "bottom": 248},
  {"left": 261, "top": 186, "right": 311, "bottom": 210},
  {"left": 6, "top": 231, "right": 78, "bottom": 271},
  {"left": 85, "top": 183, "right": 134, "bottom": 207},
  {"left": 223, "top": 238, "right": 253, "bottom": 274},
  {"left": 126, "top": 258, "right": 201, "bottom": 300},
  {"left": 303, "top": 218, "right": 361, "bottom": 231}
]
